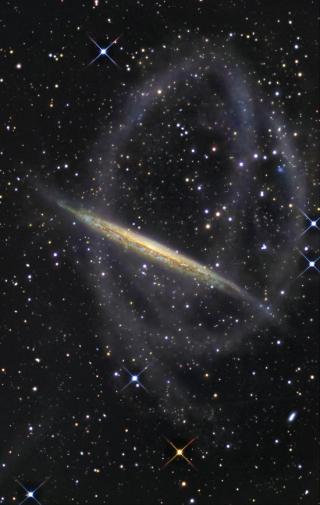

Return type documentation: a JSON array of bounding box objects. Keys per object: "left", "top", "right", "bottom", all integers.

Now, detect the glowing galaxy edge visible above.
[{"left": 59, "top": 201, "right": 265, "bottom": 307}]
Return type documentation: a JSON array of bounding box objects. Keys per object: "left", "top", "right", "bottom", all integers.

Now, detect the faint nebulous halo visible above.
[
  {"left": 93, "top": 42, "right": 304, "bottom": 296},
  {"left": 82, "top": 42, "right": 306, "bottom": 422}
]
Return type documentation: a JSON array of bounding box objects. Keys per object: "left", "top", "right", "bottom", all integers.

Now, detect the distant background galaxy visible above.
[{"left": 1, "top": 1, "right": 319, "bottom": 505}]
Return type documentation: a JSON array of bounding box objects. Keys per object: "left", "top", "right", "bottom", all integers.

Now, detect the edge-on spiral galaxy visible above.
[{"left": 59, "top": 201, "right": 264, "bottom": 308}]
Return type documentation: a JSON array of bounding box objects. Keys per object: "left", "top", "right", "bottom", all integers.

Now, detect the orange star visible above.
[{"left": 162, "top": 436, "right": 198, "bottom": 470}]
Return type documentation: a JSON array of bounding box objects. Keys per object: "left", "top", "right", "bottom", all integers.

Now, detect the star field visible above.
[{"left": 0, "top": 1, "right": 319, "bottom": 504}]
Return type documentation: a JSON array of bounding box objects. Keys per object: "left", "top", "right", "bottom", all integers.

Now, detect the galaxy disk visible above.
[{"left": 59, "top": 201, "right": 263, "bottom": 306}]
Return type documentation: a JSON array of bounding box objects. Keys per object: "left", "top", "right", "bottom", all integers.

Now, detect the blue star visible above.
[
  {"left": 297, "top": 249, "right": 320, "bottom": 278},
  {"left": 120, "top": 364, "right": 150, "bottom": 392},
  {"left": 299, "top": 209, "right": 320, "bottom": 236},
  {"left": 88, "top": 35, "right": 120, "bottom": 67},
  {"left": 15, "top": 478, "right": 49, "bottom": 505}
]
